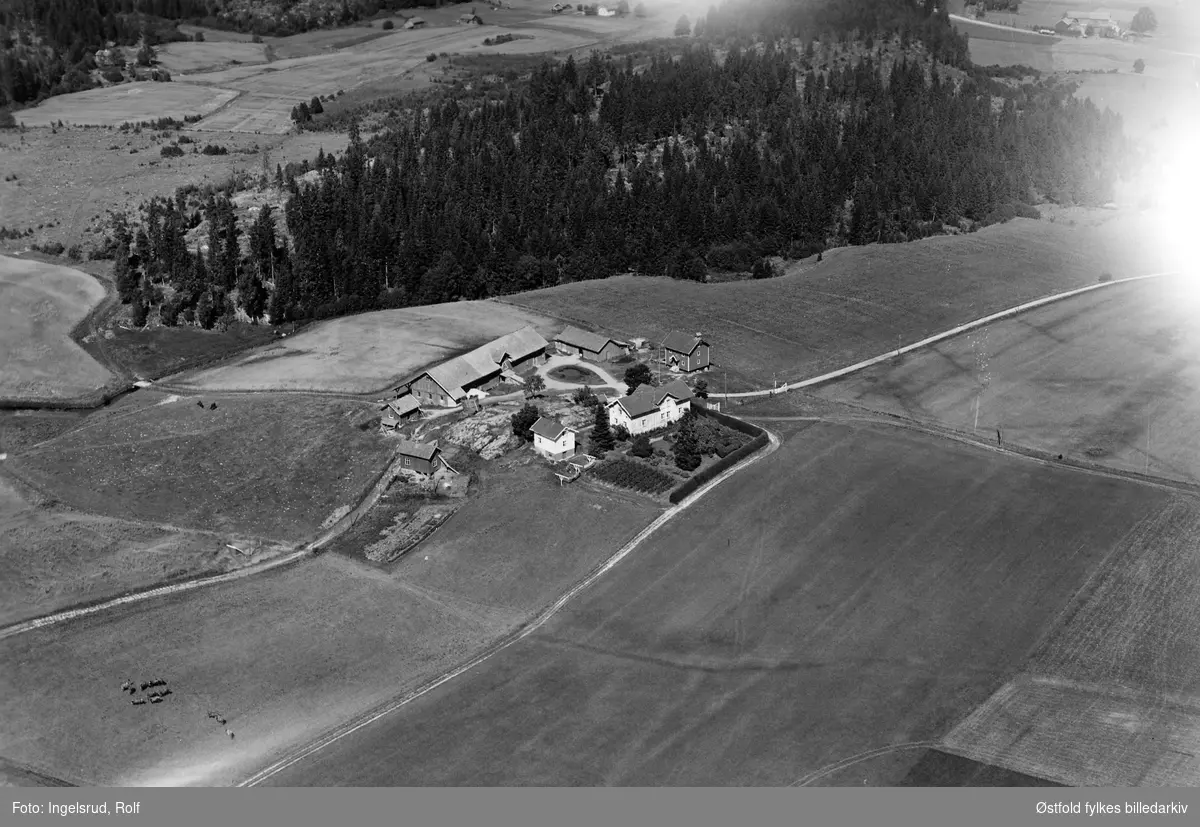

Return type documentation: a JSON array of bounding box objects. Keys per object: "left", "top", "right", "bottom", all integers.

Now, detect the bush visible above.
[
  {"left": 511, "top": 403, "right": 540, "bottom": 441},
  {"left": 427, "top": 53, "right": 437, "bottom": 62},
  {"left": 629, "top": 434, "right": 653, "bottom": 458},
  {"left": 382, "top": 19, "right": 394, "bottom": 29},
  {"left": 252, "top": 33, "right": 263, "bottom": 43},
  {"left": 102, "top": 68, "right": 125, "bottom": 83},
  {"left": 1099, "top": 271, "right": 1113, "bottom": 283},
  {"left": 161, "top": 144, "right": 185, "bottom": 157},
  {"left": 194, "top": 31, "right": 205, "bottom": 42},
  {"left": 613, "top": 424, "right": 630, "bottom": 442},
  {"left": 201, "top": 143, "right": 228, "bottom": 155}
]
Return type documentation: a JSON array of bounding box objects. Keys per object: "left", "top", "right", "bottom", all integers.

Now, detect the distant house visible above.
[
  {"left": 395, "top": 326, "right": 549, "bottom": 408},
  {"left": 607, "top": 379, "right": 693, "bottom": 435},
  {"left": 380, "top": 395, "right": 421, "bottom": 430},
  {"left": 1063, "top": 11, "right": 1119, "bottom": 36},
  {"left": 555, "top": 325, "right": 627, "bottom": 362},
  {"left": 404, "top": 17, "right": 426, "bottom": 28},
  {"left": 531, "top": 417, "right": 577, "bottom": 460},
  {"left": 458, "top": 12, "right": 484, "bottom": 24},
  {"left": 661, "top": 331, "right": 712, "bottom": 373},
  {"left": 397, "top": 439, "right": 440, "bottom": 475}
]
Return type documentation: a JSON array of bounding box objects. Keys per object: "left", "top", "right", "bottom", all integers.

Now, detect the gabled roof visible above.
[
  {"left": 531, "top": 416, "right": 574, "bottom": 441},
  {"left": 402, "top": 326, "right": 548, "bottom": 400},
  {"left": 389, "top": 395, "right": 421, "bottom": 416},
  {"left": 661, "top": 331, "right": 707, "bottom": 355},
  {"left": 397, "top": 439, "right": 439, "bottom": 461},
  {"left": 555, "top": 325, "right": 623, "bottom": 353},
  {"left": 610, "top": 379, "right": 693, "bottom": 419}
]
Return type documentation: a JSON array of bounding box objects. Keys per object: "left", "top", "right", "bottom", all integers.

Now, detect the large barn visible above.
[{"left": 396, "top": 326, "right": 549, "bottom": 408}]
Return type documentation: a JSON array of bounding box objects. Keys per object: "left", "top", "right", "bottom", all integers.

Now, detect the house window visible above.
[{"left": 404, "top": 457, "right": 411, "bottom": 466}]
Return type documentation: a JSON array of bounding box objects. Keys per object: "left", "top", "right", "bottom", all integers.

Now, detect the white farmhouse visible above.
[
  {"left": 532, "top": 416, "right": 577, "bottom": 460},
  {"left": 606, "top": 379, "right": 693, "bottom": 435}
]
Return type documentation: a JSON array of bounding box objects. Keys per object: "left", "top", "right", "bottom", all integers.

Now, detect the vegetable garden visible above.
[{"left": 590, "top": 458, "right": 675, "bottom": 495}]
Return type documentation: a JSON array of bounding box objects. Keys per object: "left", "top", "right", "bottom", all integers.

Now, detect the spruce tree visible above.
[
  {"left": 673, "top": 411, "right": 701, "bottom": 471},
  {"left": 591, "top": 402, "right": 616, "bottom": 454}
]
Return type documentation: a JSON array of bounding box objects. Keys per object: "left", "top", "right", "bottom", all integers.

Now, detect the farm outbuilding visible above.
[
  {"left": 661, "top": 331, "right": 712, "bottom": 373},
  {"left": 395, "top": 326, "right": 549, "bottom": 408},
  {"left": 380, "top": 395, "right": 421, "bottom": 430},
  {"left": 404, "top": 17, "right": 426, "bottom": 28},
  {"left": 458, "top": 12, "right": 484, "bottom": 24},
  {"left": 607, "top": 379, "right": 693, "bottom": 435},
  {"left": 397, "top": 439, "right": 441, "bottom": 475},
  {"left": 554, "top": 326, "right": 628, "bottom": 362},
  {"left": 531, "top": 416, "right": 577, "bottom": 460}
]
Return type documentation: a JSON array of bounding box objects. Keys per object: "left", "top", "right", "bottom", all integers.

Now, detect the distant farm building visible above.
[
  {"left": 1061, "top": 11, "right": 1120, "bottom": 36},
  {"left": 458, "top": 12, "right": 484, "bottom": 24},
  {"left": 404, "top": 17, "right": 426, "bottom": 28},
  {"left": 607, "top": 379, "right": 693, "bottom": 435},
  {"left": 554, "top": 326, "right": 628, "bottom": 362},
  {"left": 531, "top": 416, "right": 577, "bottom": 460},
  {"left": 397, "top": 439, "right": 441, "bottom": 475},
  {"left": 661, "top": 331, "right": 712, "bottom": 373},
  {"left": 380, "top": 395, "right": 421, "bottom": 430},
  {"left": 395, "top": 326, "right": 549, "bottom": 408}
]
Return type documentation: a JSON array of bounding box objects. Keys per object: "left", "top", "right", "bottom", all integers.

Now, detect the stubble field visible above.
[
  {"left": 810, "top": 276, "right": 1200, "bottom": 484},
  {"left": 0, "top": 255, "right": 115, "bottom": 403},
  {"left": 0, "top": 458, "right": 659, "bottom": 786},
  {"left": 4, "top": 391, "right": 394, "bottom": 542},
  {"left": 170, "top": 300, "right": 562, "bottom": 393},
  {"left": 506, "top": 210, "right": 1167, "bottom": 392},
  {"left": 258, "top": 420, "right": 1167, "bottom": 786},
  {"left": 942, "top": 493, "right": 1200, "bottom": 787}
]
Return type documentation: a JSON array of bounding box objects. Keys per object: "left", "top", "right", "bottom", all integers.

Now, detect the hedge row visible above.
[{"left": 667, "top": 407, "right": 768, "bottom": 504}]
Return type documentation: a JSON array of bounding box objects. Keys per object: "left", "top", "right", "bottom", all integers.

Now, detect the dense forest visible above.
[
  {"left": 0, "top": 0, "right": 435, "bottom": 108},
  {"left": 117, "top": 0, "right": 1130, "bottom": 329}
]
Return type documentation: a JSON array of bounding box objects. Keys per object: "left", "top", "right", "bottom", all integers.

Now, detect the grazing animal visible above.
[
  {"left": 140, "top": 682, "right": 150, "bottom": 691},
  {"left": 132, "top": 698, "right": 146, "bottom": 705},
  {"left": 150, "top": 696, "right": 163, "bottom": 704},
  {"left": 197, "top": 401, "right": 204, "bottom": 408},
  {"left": 226, "top": 729, "right": 235, "bottom": 739},
  {"left": 209, "top": 402, "right": 217, "bottom": 410},
  {"left": 216, "top": 717, "right": 227, "bottom": 725}
]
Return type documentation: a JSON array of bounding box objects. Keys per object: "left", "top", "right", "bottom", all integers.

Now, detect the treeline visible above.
[{"left": 121, "top": 0, "right": 1128, "bottom": 328}]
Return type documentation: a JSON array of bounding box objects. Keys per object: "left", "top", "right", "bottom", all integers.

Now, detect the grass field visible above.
[
  {"left": 170, "top": 300, "right": 561, "bottom": 393},
  {"left": 810, "top": 276, "right": 1200, "bottom": 484},
  {"left": 0, "top": 458, "right": 658, "bottom": 786},
  {"left": 506, "top": 210, "right": 1167, "bottom": 392},
  {"left": 155, "top": 41, "right": 270, "bottom": 74},
  {"left": 0, "top": 126, "right": 342, "bottom": 254},
  {"left": 15, "top": 83, "right": 242, "bottom": 129},
  {"left": 0, "top": 471, "right": 279, "bottom": 628},
  {"left": 94, "top": 323, "right": 280, "bottom": 383},
  {"left": 5, "top": 391, "right": 394, "bottom": 542},
  {"left": 967, "top": 38, "right": 1055, "bottom": 71},
  {"left": 256, "top": 420, "right": 1168, "bottom": 786},
  {"left": 0, "top": 255, "right": 115, "bottom": 403}
]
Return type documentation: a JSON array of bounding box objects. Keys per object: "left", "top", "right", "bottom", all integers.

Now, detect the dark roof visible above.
[
  {"left": 531, "top": 416, "right": 573, "bottom": 441},
  {"left": 661, "top": 331, "right": 707, "bottom": 354},
  {"left": 397, "top": 439, "right": 439, "bottom": 461},
  {"left": 610, "top": 379, "right": 693, "bottom": 419},
  {"left": 556, "top": 325, "right": 623, "bottom": 353}
]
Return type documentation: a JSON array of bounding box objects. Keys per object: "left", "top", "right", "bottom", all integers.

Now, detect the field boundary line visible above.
[
  {"left": 236, "top": 426, "right": 782, "bottom": 787},
  {"left": 790, "top": 741, "right": 941, "bottom": 787},
  {"left": 712, "top": 271, "right": 1180, "bottom": 400},
  {"left": 0, "top": 447, "right": 409, "bottom": 643}
]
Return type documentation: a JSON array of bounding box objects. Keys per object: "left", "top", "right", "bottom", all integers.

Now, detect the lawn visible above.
[
  {"left": 0, "top": 255, "right": 115, "bottom": 403},
  {"left": 170, "top": 300, "right": 561, "bottom": 393},
  {"left": 548, "top": 364, "right": 605, "bottom": 385},
  {"left": 0, "top": 456, "right": 659, "bottom": 786},
  {"left": 257, "top": 420, "right": 1167, "bottom": 786},
  {"left": 810, "top": 275, "right": 1200, "bottom": 484},
  {"left": 944, "top": 494, "right": 1200, "bottom": 786},
  {"left": 5, "top": 391, "right": 394, "bottom": 542},
  {"left": 504, "top": 210, "right": 1167, "bottom": 392},
  {"left": 0, "top": 471, "right": 278, "bottom": 628},
  {"left": 15, "top": 83, "right": 242, "bottom": 128}
]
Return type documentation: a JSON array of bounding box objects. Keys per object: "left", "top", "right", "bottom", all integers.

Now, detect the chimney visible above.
[{"left": 694, "top": 331, "right": 702, "bottom": 339}]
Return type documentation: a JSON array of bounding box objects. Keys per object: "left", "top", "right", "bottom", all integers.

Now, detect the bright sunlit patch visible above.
[{"left": 1149, "top": 108, "right": 1200, "bottom": 303}]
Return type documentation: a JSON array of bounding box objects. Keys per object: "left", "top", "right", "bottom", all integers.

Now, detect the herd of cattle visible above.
[
  {"left": 121, "top": 678, "right": 171, "bottom": 705},
  {"left": 122, "top": 678, "right": 235, "bottom": 738}
]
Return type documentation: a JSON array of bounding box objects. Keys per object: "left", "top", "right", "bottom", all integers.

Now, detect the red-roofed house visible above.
[
  {"left": 554, "top": 325, "right": 628, "bottom": 362},
  {"left": 607, "top": 379, "right": 693, "bottom": 435},
  {"left": 531, "top": 416, "right": 577, "bottom": 460},
  {"left": 395, "top": 326, "right": 549, "bottom": 408},
  {"left": 661, "top": 331, "right": 711, "bottom": 373}
]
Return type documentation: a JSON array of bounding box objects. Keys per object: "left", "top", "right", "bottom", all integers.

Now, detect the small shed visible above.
[
  {"left": 397, "top": 439, "right": 440, "bottom": 475},
  {"left": 381, "top": 395, "right": 421, "bottom": 429},
  {"left": 458, "top": 12, "right": 484, "bottom": 24},
  {"left": 531, "top": 416, "right": 577, "bottom": 460},
  {"left": 404, "top": 17, "right": 426, "bottom": 28}
]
